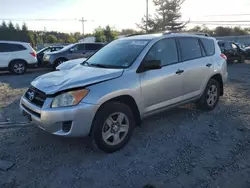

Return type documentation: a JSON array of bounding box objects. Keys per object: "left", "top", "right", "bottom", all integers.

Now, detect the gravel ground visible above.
[{"left": 1, "top": 64, "right": 250, "bottom": 188}]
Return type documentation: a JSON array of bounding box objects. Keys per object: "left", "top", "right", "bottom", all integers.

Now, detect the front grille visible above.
[
  {"left": 25, "top": 86, "right": 46, "bottom": 107},
  {"left": 22, "top": 104, "right": 41, "bottom": 118}
]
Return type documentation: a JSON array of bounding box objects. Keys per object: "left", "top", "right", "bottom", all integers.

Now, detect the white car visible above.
[{"left": 0, "top": 41, "right": 37, "bottom": 74}]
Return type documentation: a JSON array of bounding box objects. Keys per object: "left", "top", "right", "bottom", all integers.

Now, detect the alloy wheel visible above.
[{"left": 102, "top": 112, "right": 129, "bottom": 146}]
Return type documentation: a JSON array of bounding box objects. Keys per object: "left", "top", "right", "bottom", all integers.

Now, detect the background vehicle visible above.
[
  {"left": 37, "top": 46, "right": 64, "bottom": 66},
  {"left": 217, "top": 40, "right": 247, "bottom": 63},
  {"left": 42, "top": 42, "right": 104, "bottom": 69},
  {"left": 0, "top": 41, "right": 37, "bottom": 74},
  {"left": 20, "top": 33, "right": 227, "bottom": 153},
  {"left": 56, "top": 57, "right": 87, "bottom": 71}
]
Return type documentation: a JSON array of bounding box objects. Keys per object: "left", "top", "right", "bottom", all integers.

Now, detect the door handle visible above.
[
  {"left": 206, "top": 63, "right": 212, "bottom": 67},
  {"left": 176, "top": 69, "right": 184, "bottom": 75}
]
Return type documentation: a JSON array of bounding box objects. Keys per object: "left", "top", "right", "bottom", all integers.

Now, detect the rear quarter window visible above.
[{"left": 200, "top": 38, "right": 215, "bottom": 56}]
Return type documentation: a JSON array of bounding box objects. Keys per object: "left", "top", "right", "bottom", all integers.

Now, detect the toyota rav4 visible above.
[{"left": 20, "top": 33, "right": 228, "bottom": 153}]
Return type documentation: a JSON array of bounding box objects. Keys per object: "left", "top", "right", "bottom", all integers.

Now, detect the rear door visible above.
[
  {"left": 177, "top": 37, "right": 214, "bottom": 100},
  {"left": 0, "top": 43, "right": 12, "bottom": 68}
]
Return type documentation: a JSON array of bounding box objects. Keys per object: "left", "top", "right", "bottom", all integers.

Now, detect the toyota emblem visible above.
[{"left": 27, "top": 91, "right": 35, "bottom": 101}]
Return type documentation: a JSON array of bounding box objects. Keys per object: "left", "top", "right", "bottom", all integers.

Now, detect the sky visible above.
[{"left": 0, "top": 0, "right": 250, "bottom": 33}]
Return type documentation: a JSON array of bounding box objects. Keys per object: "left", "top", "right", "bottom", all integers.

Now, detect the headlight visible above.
[{"left": 51, "top": 89, "right": 89, "bottom": 108}]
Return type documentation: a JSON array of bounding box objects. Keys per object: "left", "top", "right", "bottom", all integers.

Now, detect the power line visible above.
[{"left": 204, "top": 14, "right": 250, "bottom": 17}]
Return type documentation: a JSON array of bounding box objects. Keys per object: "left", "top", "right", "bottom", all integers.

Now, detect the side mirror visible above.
[
  {"left": 137, "top": 60, "right": 161, "bottom": 73},
  {"left": 69, "top": 48, "right": 76, "bottom": 53}
]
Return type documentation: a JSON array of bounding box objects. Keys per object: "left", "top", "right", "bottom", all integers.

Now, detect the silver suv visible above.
[{"left": 20, "top": 33, "right": 228, "bottom": 153}]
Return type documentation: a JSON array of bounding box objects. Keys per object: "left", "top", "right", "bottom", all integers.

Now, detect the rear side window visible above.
[
  {"left": 179, "top": 38, "right": 202, "bottom": 61},
  {"left": 85, "top": 43, "right": 103, "bottom": 51},
  {"left": 0, "top": 43, "right": 26, "bottom": 52},
  {"left": 201, "top": 38, "right": 215, "bottom": 56}
]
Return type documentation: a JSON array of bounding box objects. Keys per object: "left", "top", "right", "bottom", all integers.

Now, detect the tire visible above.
[
  {"left": 91, "top": 102, "right": 135, "bottom": 153},
  {"left": 53, "top": 58, "right": 66, "bottom": 70},
  {"left": 197, "top": 79, "right": 220, "bottom": 111},
  {"left": 10, "top": 61, "right": 27, "bottom": 75}
]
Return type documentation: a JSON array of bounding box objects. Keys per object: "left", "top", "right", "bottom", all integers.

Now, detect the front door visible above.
[
  {"left": 139, "top": 38, "right": 184, "bottom": 114},
  {"left": 68, "top": 44, "right": 86, "bottom": 59}
]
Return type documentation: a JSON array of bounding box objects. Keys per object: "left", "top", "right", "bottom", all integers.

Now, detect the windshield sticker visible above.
[{"left": 130, "top": 41, "right": 148, "bottom": 46}]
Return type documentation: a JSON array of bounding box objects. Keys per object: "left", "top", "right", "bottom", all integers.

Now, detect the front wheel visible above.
[
  {"left": 10, "top": 61, "right": 27, "bottom": 75},
  {"left": 197, "top": 79, "right": 220, "bottom": 111},
  {"left": 91, "top": 102, "right": 135, "bottom": 153}
]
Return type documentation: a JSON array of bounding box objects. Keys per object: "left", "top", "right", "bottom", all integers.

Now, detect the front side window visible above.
[
  {"left": 179, "top": 38, "right": 202, "bottom": 61},
  {"left": 85, "top": 39, "right": 149, "bottom": 68},
  {"left": 144, "top": 38, "right": 178, "bottom": 66}
]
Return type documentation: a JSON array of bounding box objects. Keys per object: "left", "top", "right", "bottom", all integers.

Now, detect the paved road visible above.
[{"left": 1, "top": 64, "right": 250, "bottom": 188}]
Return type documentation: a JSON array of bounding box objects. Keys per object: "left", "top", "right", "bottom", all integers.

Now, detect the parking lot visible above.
[{"left": 1, "top": 63, "right": 250, "bottom": 188}]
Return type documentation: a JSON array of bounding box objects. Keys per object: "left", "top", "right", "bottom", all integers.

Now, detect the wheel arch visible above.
[
  {"left": 89, "top": 95, "right": 141, "bottom": 135},
  {"left": 8, "top": 59, "right": 28, "bottom": 70},
  {"left": 210, "top": 73, "right": 224, "bottom": 96}
]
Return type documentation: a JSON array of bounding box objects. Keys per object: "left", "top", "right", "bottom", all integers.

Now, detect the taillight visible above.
[
  {"left": 220, "top": 53, "right": 227, "bottom": 60},
  {"left": 30, "top": 52, "right": 36, "bottom": 57}
]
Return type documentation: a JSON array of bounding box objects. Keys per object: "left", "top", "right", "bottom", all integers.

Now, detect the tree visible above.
[
  {"left": 120, "top": 28, "right": 138, "bottom": 35},
  {"left": 15, "top": 24, "right": 20, "bottom": 31},
  {"left": 136, "top": 15, "right": 159, "bottom": 33},
  {"left": 20, "top": 23, "right": 29, "bottom": 42},
  {"left": 45, "top": 34, "right": 58, "bottom": 43},
  {"left": 137, "top": 0, "right": 187, "bottom": 33},
  {"left": 103, "top": 25, "right": 118, "bottom": 42},
  {"left": 94, "top": 27, "right": 106, "bottom": 42}
]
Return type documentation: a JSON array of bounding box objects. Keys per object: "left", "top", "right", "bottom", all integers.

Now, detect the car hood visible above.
[
  {"left": 56, "top": 58, "right": 87, "bottom": 71},
  {"left": 31, "top": 66, "right": 124, "bottom": 95}
]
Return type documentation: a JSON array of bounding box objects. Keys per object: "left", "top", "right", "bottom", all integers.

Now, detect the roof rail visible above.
[{"left": 164, "top": 31, "right": 210, "bottom": 37}]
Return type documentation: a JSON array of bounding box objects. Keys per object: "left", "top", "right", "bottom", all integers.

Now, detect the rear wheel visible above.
[
  {"left": 10, "top": 61, "right": 27, "bottom": 75},
  {"left": 197, "top": 79, "right": 220, "bottom": 111},
  {"left": 91, "top": 102, "right": 135, "bottom": 153}
]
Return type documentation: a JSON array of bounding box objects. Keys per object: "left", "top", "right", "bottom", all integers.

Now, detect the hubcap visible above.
[
  {"left": 13, "top": 63, "right": 25, "bottom": 74},
  {"left": 102, "top": 112, "right": 129, "bottom": 146},
  {"left": 207, "top": 85, "right": 218, "bottom": 107}
]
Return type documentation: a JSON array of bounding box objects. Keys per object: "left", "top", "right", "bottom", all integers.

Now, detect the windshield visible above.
[
  {"left": 58, "top": 44, "right": 75, "bottom": 52},
  {"left": 86, "top": 39, "right": 149, "bottom": 68},
  {"left": 37, "top": 47, "right": 48, "bottom": 54}
]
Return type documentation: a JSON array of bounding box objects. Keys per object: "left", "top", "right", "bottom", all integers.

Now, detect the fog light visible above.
[{"left": 62, "top": 121, "right": 72, "bottom": 132}]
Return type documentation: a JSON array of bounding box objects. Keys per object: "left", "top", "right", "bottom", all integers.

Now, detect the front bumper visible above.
[{"left": 20, "top": 95, "right": 99, "bottom": 137}]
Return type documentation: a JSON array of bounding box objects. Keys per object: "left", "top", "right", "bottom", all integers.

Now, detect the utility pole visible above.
[
  {"left": 79, "top": 17, "right": 94, "bottom": 36},
  {"left": 146, "top": 0, "right": 149, "bottom": 33}
]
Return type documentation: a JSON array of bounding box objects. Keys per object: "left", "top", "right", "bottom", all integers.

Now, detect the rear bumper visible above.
[{"left": 20, "top": 96, "right": 99, "bottom": 137}]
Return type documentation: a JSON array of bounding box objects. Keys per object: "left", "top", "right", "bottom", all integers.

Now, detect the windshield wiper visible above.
[
  {"left": 81, "top": 61, "right": 90, "bottom": 66},
  {"left": 90, "top": 64, "right": 109, "bottom": 68},
  {"left": 90, "top": 64, "right": 126, "bottom": 69}
]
